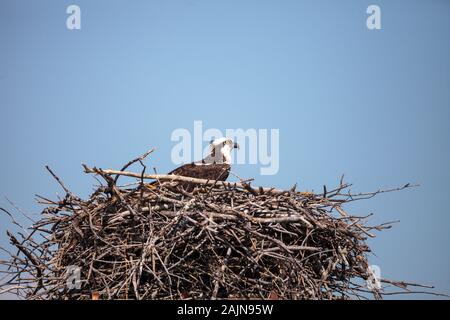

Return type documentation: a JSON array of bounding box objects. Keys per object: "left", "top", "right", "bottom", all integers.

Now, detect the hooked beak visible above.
[{"left": 233, "top": 142, "right": 240, "bottom": 149}]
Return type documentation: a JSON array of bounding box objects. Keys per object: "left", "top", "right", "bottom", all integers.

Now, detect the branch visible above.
[{"left": 82, "top": 163, "right": 290, "bottom": 195}]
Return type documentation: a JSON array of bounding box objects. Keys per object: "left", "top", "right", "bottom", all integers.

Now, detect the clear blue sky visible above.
[{"left": 1, "top": 0, "right": 449, "bottom": 299}]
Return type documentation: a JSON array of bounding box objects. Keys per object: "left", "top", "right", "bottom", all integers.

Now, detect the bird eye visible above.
[{"left": 223, "top": 141, "right": 227, "bottom": 146}]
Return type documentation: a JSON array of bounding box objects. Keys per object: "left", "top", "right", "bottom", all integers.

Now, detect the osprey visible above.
[{"left": 153, "top": 138, "right": 239, "bottom": 191}]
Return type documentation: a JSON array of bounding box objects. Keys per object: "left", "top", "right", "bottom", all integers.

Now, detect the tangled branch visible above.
[{"left": 0, "top": 150, "right": 443, "bottom": 300}]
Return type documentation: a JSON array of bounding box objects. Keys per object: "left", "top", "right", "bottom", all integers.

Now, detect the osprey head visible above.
[{"left": 206, "top": 137, "right": 239, "bottom": 164}]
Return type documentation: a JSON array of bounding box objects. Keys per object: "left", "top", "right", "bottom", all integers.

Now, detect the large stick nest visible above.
[{"left": 0, "top": 150, "right": 436, "bottom": 300}]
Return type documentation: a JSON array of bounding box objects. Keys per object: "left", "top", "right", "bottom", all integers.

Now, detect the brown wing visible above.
[
  {"left": 169, "top": 163, "right": 231, "bottom": 181},
  {"left": 147, "top": 163, "right": 231, "bottom": 192}
]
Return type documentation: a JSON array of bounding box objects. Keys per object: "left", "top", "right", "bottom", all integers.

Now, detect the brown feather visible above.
[
  {"left": 169, "top": 163, "right": 230, "bottom": 181},
  {"left": 167, "top": 163, "right": 231, "bottom": 191}
]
